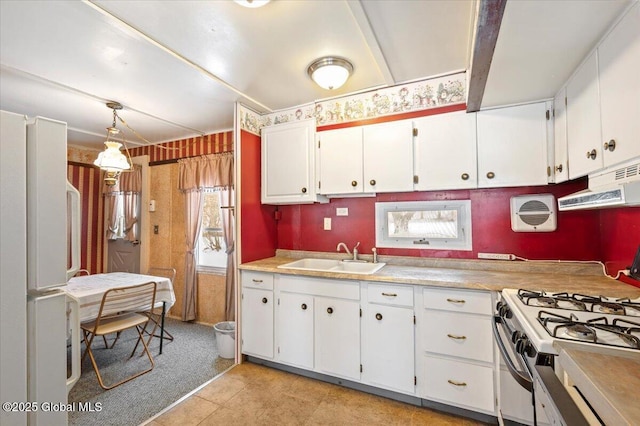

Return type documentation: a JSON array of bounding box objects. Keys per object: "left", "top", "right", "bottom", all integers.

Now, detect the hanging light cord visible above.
[{"left": 113, "top": 110, "right": 204, "bottom": 152}]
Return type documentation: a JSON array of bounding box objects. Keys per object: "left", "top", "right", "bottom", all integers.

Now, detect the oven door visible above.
[{"left": 492, "top": 314, "right": 533, "bottom": 391}]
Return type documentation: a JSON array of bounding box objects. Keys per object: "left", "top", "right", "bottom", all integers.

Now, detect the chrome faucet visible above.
[
  {"left": 336, "top": 242, "right": 351, "bottom": 256},
  {"left": 337, "top": 242, "right": 362, "bottom": 261}
]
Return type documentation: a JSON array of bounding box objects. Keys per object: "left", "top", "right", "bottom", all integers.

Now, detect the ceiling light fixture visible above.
[
  {"left": 93, "top": 102, "right": 133, "bottom": 186},
  {"left": 234, "top": 0, "right": 271, "bottom": 8},
  {"left": 307, "top": 56, "right": 354, "bottom": 90}
]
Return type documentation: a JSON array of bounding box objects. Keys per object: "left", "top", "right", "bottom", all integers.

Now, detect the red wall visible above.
[
  {"left": 599, "top": 208, "right": 640, "bottom": 287},
  {"left": 277, "top": 179, "right": 605, "bottom": 261},
  {"left": 240, "top": 130, "right": 278, "bottom": 263}
]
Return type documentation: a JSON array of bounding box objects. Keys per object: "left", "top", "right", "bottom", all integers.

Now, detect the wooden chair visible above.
[
  {"left": 144, "top": 267, "right": 177, "bottom": 345},
  {"left": 80, "top": 281, "right": 157, "bottom": 390}
]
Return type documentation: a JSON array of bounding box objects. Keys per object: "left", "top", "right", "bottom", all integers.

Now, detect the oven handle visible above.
[{"left": 492, "top": 314, "right": 533, "bottom": 392}]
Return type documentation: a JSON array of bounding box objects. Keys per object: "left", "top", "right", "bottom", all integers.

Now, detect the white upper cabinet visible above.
[
  {"left": 477, "top": 102, "right": 550, "bottom": 188},
  {"left": 598, "top": 2, "right": 640, "bottom": 169},
  {"left": 413, "top": 111, "right": 477, "bottom": 190},
  {"left": 318, "top": 127, "right": 364, "bottom": 195},
  {"left": 318, "top": 120, "right": 413, "bottom": 195},
  {"left": 362, "top": 120, "right": 414, "bottom": 193},
  {"left": 261, "top": 119, "right": 326, "bottom": 204},
  {"left": 552, "top": 88, "right": 569, "bottom": 183},
  {"left": 566, "top": 52, "right": 603, "bottom": 179}
]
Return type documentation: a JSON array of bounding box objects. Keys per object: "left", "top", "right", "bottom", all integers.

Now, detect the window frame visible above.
[
  {"left": 196, "top": 189, "right": 228, "bottom": 275},
  {"left": 374, "top": 200, "right": 472, "bottom": 251}
]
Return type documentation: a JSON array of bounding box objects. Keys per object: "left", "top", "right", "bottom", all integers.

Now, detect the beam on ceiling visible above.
[
  {"left": 347, "top": 1, "right": 395, "bottom": 86},
  {"left": 83, "top": 0, "right": 273, "bottom": 113},
  {"left": 466, "top": 0, "right": 507, "bottom": 112}
]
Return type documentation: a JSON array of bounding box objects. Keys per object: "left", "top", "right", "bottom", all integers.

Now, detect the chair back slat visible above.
[{"left": 97, "top": 281, "right": 157, "bottom": 319}]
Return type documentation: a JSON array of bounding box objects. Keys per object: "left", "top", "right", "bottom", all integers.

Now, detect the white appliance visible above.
[
  {"left": 558, "top": 160, "right": 640, "bottom": 210},
  {"left": 495, "top": 288, "right": 640, "bottom": 425},
  {"left": 1, "top": 110, "right": 82, "bottom": 425}
]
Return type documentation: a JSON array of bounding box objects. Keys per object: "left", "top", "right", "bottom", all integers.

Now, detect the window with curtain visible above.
[{"left": 197, "top": 189, "right": 228, "bottom": 272}]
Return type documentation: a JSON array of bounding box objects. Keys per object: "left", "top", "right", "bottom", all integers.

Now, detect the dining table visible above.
[{"left": 65, "top": 272, "right": 176, "bottom": 354}]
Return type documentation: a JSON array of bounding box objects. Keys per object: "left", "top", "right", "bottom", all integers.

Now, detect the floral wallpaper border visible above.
[{"left": 239, "top": 71, "right": 466, "bottom": 135}]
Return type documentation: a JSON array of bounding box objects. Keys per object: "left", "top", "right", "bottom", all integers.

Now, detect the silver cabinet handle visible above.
[
  {"left": 252, "top": 279, "right": 263, "bottom": 283},
  {"left": 446, "top": 298, "right": 465, "bottom": 304},
  {"left": 447, "top": 334, "right": 467, "bottom": 340},
  {"left": 447, "top": 380, "right": 467, "bottom": 387},
  {"left": 381, "top": 292, "right": 397, "bottom": 297}
]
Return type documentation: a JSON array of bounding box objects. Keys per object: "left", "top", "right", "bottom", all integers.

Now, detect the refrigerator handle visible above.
[
  {"left": 66, "top": 294, "right": 81, "bottom": 393},
  {"left": 66, "top": 181, "right": 81, "bottom": 280}
]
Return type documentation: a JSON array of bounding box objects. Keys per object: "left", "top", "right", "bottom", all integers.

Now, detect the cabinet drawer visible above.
[
  {"left": 421, "top": 310, "right": 493, "bottom": 363},
  {"left": 423, "top": 288, "right": 492, "bottom": 315},
  {"left": 367, "top": 283, "right": 413, "bottom": 307},
  {"left": 242, "top": 271, "right": 274, "bottom": 290},
  {"left": 278, "top": 275, "right": 359, "bottom": 300},
  {"left": 421, "top": 355, "right": 495, "bottom": 414}
]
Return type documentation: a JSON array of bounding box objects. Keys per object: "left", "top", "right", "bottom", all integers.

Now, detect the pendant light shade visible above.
[
  {"left": 307, "top": 57, "right": 354, "bottom": 90},
  {"left": 234, "top": 0, "right": 270, "bottom": 8},
  {"left": 94, "top": 141, "right": 131, "bottom": 186}
]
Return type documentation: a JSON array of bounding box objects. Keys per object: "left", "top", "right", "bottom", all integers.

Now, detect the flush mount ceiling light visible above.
[
  {"left": 93, "top": 102, "right": 133, "bottom": 186},
  {"left": 307, "top": 57, "right": 354, "bottom": 90},
  {"left": 234, "top": 0, "right": 271, "bottom": 8}
]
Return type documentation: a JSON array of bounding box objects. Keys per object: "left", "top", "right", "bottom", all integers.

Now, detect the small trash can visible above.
[{"left": 214, "top": 321, "right": 236, "bottom": 359}]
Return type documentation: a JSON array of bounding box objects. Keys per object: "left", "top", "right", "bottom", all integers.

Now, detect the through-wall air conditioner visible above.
[
  {"left": 510, "top": 194, "right": 557, "bottom": 232},
  {"left": 558, "top": 160, "right": 640, "bottom": 211}
]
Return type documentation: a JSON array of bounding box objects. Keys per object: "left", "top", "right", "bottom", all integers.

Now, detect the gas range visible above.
[{"left": 501, "top": 288, "right": 640, "bottom": 355}]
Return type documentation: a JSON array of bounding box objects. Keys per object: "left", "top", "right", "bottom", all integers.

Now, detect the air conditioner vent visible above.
[{"left": 510, "top": 194, "right": 556, "bottom": 232}]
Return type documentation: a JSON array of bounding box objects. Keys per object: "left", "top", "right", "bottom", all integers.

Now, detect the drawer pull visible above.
[
  {"left": 252, "top": 279, "right": 264, "bottom": 283},
  {"left": 301, "top": 303, "right": 307, "bottom": 310},
  {"left": 447, "top": 334, "right": 467, "bottom": 340},
  {"left": 375, "top": 313, "right": 383, "bottom": 321},
  {"left": 446, "top": 298, "right": 466, "bottom": 304},
  {"left": 447, "top": 380, "right": 467, "bottom": 387},
  {"left": 327, "top": 307, "right": 334, "bottom": 314},
  {"left": 381, "top": 292, "right": 397, "bottom": 297},
  {"left": 261, "top": 297, "right": 268, "bottom": 304}
]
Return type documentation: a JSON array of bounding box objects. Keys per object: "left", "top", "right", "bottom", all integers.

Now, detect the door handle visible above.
[{"left": 131, "top": 240, "right": 141, "bottom": 246}]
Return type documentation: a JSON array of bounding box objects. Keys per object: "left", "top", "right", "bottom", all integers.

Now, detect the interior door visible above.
[{"left": 108, "top": 239, "right": 140, "bottom": 273}]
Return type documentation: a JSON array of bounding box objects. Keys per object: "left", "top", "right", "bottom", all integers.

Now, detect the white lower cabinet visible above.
[
  {"left": 421, "top": 355, "right": 495, "bottom": 413},
  {"left": 275, "top": 274, "right": 360, "bottom": 380},
  {"left": 417, "top": 287, "right": 496, "bottom": 415},
  {"left": 241, "top": 272, "right": 275, "bottom": 359},
  {"left": 277, "top": 291, "right": 314, "bottom": 369},
  {"left": 361, "top": 283, "right": 415, "bottom": 394},
  {"left": 315, "top": 296, "right": 360, "bottom": 380}
]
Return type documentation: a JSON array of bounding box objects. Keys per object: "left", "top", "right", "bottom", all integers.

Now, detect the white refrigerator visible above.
[{"left": 1, "top": 110, "right": 82, "bottom": 425}]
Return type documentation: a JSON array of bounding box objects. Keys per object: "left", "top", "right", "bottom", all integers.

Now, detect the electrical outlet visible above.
[
  {"left": 323, "top": 217, "right": 331, "bottom": 230},
  {"left": 478, "top": 253, "right": 514, "bottom": 260},
  {"left": 336, "top": 207, "right": 349, "bottom": 216}
]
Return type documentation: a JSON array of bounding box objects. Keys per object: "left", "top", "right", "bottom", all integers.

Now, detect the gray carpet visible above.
[{"left": 68, "top": 318, "right": 235, "bottom": 426}]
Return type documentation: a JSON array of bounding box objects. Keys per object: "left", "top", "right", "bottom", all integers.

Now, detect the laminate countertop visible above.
[
  {"left": 239, "top": 251, "right": 640, "bottom": 299},
  {"left": 556, "top": 341, "right": 640, "bottom": 425}
]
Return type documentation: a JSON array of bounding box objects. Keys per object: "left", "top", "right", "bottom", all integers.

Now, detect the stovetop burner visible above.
[
  {"left": 593, "top": 301, "right": 625, "bottom": 315},
  {"left": 536, "top": 311, "right": 640, "bottom": 350},
  {"left": 565, "top": 323, "right": 597, "bottom": 341}
]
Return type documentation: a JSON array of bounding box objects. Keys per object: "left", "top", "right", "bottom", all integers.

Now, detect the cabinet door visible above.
[
  {"left": 599, "top": 3, "right": 640, "bottom": 168},
  {"left": 363, "top": 120, "right": 414, "bottom": 193},
  {"left": 414, "top": 111, "right": 477, "bottom": 190},
  {"left": 318, "top": 127, "right": 363, "bottom": 194},
  {"left": 241, "top": 288, "right": 274, "bottom": 359},
  {"left": 261, "top": 119, "right": 320, "bottom": 204},
  {"left": 314, "top": 296, "right": 360, "bottom": 380},
  {"left": 277, "top": 292, "right": 314, "bottom": 369},
  {"left": 566, "top": 52, "right": 603, "bottom": 179},
  {"left": 477, "top": 102, "right": 549, "bottom": 188},
  {"left": 553, "top": 88, "right": 569, "bottom": 183},
  {"left": 362, "top": 304, "right": 415, "bottom": 394}
]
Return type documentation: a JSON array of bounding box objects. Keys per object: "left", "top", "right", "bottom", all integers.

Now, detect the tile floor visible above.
[{"left": 148, "top": 362, "right": 489, "bottom": 425}]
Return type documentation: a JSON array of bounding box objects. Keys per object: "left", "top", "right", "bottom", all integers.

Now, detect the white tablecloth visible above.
[{"left": 66, "top": 272, "right": 176, "bottom": 322}]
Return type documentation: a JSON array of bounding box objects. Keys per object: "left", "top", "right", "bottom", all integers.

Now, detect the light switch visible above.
[
  {"left": 323, "top": 217, "right": 331, "bottom": 230},
  {"left": 336, "top": 207, "right": 349, "bottom": 216}
]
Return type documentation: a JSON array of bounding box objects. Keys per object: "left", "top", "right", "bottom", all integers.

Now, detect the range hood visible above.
[{"left": 558, "top": 160, "right": 640, "bottom": 211}]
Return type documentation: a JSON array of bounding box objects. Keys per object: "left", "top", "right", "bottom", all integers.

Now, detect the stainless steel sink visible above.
[{"left": 277, "top": 258, "right": 386, "bottom": 275}]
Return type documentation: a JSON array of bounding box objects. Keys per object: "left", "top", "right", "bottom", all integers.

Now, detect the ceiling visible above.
[{"left": 0, "top": 0, "right": 633, "bottom": 150}]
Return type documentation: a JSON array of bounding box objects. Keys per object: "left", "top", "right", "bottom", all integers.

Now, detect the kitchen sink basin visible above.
[{"left": 277, "top": 258, "right": 386, "bottom": 275}]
